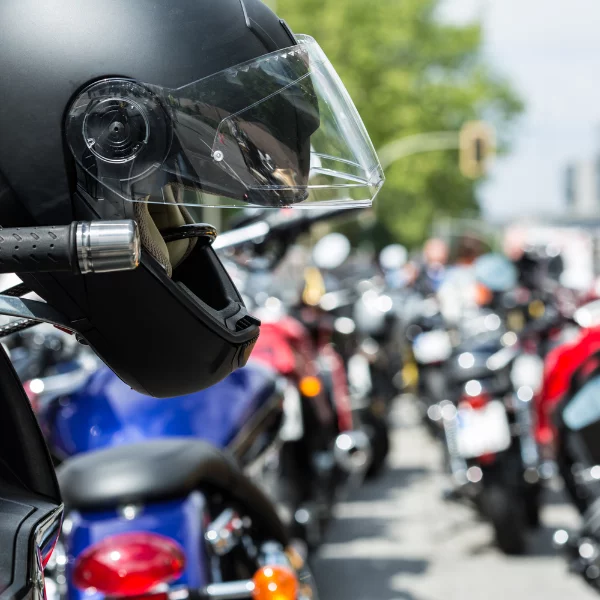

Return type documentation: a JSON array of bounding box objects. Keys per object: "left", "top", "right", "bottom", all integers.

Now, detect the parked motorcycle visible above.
[
  {"left": 427, "top": 254, "right": 545, "bottom": 554},
  {"left": 17, "top": 318, "right": 327, "bottom": 600},
  {"left": 305, "top": 233, "right": 396, "bottom": 477},
  {"left": 552, "top": 360, "right": 600, "bottom": 592},
  {"left": 535, "top": 300, "right": 600, "bottom": 591},
  {"left": 33, "top": 356, "right": 322, "bottom": 600},
  {"left": 219, "top": 215, "right": 373, "bottom": 545},
  {"left": 404, "top": 296, "right": 452, "bottom": 434}
]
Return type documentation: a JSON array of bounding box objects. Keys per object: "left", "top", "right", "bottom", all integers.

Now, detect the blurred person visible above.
[
  {"left": 435, "top": 235, "right": 487, "bottom": 325},
  {"left": 436, "top": 259, "right": 478, "bottom": 327},
  {"left": 423, "top": 237, "right": 449, "bottom": 289},
  {"left": 504, "top": 227, "right": 565, "bottom": 293},
  {"left": 412, "top": 237, "right": 449, "bottom": 295},
  {"left": 424, "top": 237, "right": 449, "bottom": 266},
  {"left": 514, "top": 248, "right": 549, "bottom": 291},
  {"left": 379, "top": 243, "right": 409, "bottom": 290},
  {"left": 503, "top": 226, "right": 528, "bottom": 262},
  {"left": 454, "top": 233, "right": 486, "bottom": 266}
]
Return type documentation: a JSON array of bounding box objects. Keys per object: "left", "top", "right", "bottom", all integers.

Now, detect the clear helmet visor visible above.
[{"left": 66, "top": 35, "right": 383, "bottom": 211}]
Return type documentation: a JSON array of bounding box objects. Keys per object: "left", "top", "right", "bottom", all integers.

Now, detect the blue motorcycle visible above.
[{"left": 18, "top": 331, "right": 317, "bottom": 600}]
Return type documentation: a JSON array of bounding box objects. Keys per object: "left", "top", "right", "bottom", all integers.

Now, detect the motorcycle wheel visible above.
[
  {"left": 362, "top": 411, "right": 390, "bottom": 479},
  {"left": 524, "top": 483, "right": 542, "bottom": 528},
  {"left": 272, "top": 441, "right": 333, "bottom": 549},
  {"left": 420, "top": 366, "right": 447, "bottom": 438},
  {"left": 480, "top": 484, "right": 527, "bottom": 555}
]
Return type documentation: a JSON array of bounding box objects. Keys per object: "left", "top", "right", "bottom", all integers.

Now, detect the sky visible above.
[{"left": 439, "top": 0, "right": 600, "bottom": 221}]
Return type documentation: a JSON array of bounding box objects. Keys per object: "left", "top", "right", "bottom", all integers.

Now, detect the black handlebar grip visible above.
[
  {"left": 0, "top": 225, "right": 77, "bottom": 274},
  {"left": 0, "top": 221, "right": 140, "bottom": 276}
]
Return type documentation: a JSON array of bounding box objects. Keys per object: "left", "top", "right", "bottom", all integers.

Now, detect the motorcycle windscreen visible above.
[
  {"left": 563, "top": 375, "right": 600, "bottom": 431},
  {"left": 562, "top": 375, "right": 600, "bottom": 465},
  {"left": 66, "top": 35, "right": 383, "bottom": 210}
]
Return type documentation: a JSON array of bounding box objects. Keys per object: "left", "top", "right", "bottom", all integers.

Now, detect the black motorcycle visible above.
[
  {"left": 435, "top": 322, "right": 542, "bottom": 554},
  {"left": 427, "top": 254, "right": 546, "bottom": 554},
  {"left": 0, "top": 221, "right": 138, "bottom": 600}
]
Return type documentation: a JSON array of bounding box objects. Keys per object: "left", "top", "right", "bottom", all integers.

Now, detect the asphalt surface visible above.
[{"left": 312, "top": 397, "right": 597, "bottom": 600}]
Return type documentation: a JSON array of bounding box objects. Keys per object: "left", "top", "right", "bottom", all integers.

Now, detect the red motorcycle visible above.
[
  {"left": 250, "top": 304, "right": 369, "bottom": 547},
  {"left": 535, "top": 326, "right": 600, "bottom": 460},
  {"left": 535, "top": 300, "right": 600, "bottom": 591},
  {"left": 216, "top": 210, "right": 371, "bottom": 547}
]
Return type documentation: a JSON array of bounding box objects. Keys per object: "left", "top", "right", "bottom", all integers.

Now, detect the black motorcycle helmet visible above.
[{"left": 0, "top": 0, "right": 383, "bottom": 397}]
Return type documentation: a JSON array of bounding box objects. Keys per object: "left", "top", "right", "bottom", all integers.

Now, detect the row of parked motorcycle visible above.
[
  {"left": 11, "top": 204, "right": 600, "bottom": 598},
  {"left": 400, "top": 243, "right": 600, "bottom": 592},
  {"left": 5, "top": 208, "right": 404, "bottom": 600}
]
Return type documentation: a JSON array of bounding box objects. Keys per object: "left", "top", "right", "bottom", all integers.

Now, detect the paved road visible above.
[{"left": 312, "top": 397, "right": 597, "bottom": 600}]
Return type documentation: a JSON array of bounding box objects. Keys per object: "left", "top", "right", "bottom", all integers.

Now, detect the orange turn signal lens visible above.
[
  {"left": 252, "top": 565, "right": 298, "bottom": 600},
  {"left": 474, "top": 282, "right": 493, "bottom": 307},
  {"left": 299, "top": 376, "right": 322, "bottom": 398}
]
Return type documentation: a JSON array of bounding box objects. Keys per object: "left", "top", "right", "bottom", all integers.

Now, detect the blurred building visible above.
[{"left": 564, "top": 159, "right": 600, "bottom": 216}]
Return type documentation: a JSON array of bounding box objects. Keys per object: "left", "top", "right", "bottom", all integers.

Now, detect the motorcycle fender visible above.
[{"left": 61, "top": 492, "right": 209, "bottom": 600}]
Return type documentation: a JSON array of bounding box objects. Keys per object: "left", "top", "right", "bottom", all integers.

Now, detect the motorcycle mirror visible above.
[
  {"left": 379, "top": 244, "right": 408, "bottom": 270},
  {"left": 312, "top": 233, "right": 351, "bottom": 270},
  {"left": 573, "top": 300, "right": 600, "bottom": 329}
]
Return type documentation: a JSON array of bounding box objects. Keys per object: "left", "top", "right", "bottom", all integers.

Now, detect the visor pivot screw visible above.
[{"left": 213, "top": 150, "right": 224, "bottom": 162}]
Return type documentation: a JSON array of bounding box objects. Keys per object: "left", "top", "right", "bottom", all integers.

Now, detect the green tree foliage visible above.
[{"left": 275, "top": 0, "right": 523, "bottom": 247}]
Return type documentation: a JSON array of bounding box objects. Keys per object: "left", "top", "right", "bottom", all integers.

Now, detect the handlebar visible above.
[{"left": 0, "top": 221, "right": 140, "bottom": 275}]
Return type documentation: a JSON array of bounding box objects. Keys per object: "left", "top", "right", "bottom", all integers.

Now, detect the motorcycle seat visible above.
[{"left": 57, "top": 438, "right": 287, "bottom": 541}]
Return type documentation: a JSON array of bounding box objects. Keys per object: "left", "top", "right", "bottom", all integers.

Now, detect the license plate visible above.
[{"left": 456, "top": 400, "right": 511, "bottom": 459}]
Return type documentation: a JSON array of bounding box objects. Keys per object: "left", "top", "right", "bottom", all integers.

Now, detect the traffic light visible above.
[{"left": 459, "top": 121, "right": 496, "bottom": 179}]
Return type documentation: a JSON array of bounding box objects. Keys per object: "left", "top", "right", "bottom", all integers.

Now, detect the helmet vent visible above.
[{"left": 235, "top": 314, "right": 260, "bottom": 331}]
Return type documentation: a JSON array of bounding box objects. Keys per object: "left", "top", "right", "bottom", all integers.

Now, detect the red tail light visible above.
[
  {"left": 478, "top": 452, "right": 496, "bottom": 466},
  {"left": 460, "top": 392, "right": 491, "bottom": 410},
  {"left": 72, "top": 532, "right": 185, "bottom": 597}
]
